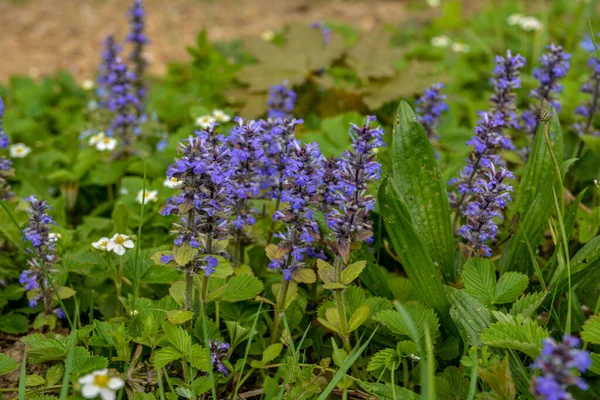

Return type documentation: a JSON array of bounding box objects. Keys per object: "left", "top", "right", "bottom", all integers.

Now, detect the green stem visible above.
[
  {"left": 402, "top": 358, "right": 409, "bottom": 388},
  {"left": 116, "top": 255, "right": 124, "bottom": 316},
  {"left": 201, "top": 275, "right": 209, "bottom": 303},
  {"left": 270, "top": 278, "right": 290, "bottom": 344},
  {"left": 333, "top": 256, "right": 352, "bottom": 353},
  {"left": 216, "top": 301, "right": 221, "bottom": 327},
  {"left": 184, "top": 269, "right": 194, "bottom": 312}
]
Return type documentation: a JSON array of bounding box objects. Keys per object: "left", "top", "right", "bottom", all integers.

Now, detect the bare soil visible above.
[{"left": 0, "top": 0, "right": 406, "bottom": 82}]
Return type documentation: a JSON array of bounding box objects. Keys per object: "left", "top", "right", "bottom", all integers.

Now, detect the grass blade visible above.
[
  {"left": 131, "top": 158, "right": 147, "bottom": 312},
  {"left": 233, "top": 301, "right": 264, "bottom": 398},
  {"left": 59, "top": 328, "right": 78, "bottom": 400},
  {"left": 18, "top": 348, "right": 26, "bottom": 400}
]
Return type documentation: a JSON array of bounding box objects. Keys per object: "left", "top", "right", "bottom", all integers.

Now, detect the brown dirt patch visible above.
[{"left": 0, "top": 0, "right": 406, "bottom": 82}]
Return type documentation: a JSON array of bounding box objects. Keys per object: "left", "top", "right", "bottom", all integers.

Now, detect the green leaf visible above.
[
  {"left": 446, "top": 287, "right": 490, "bottom": 349},
  {"left": 462, "top": 258, "right": 496, "bottom": 304},
  {"left": 261, "top": 343, "right": 283, "bottom": 364},
  {"left": 581, "top": 134, "right": 600, "bottom": 158},
  {"left": 346, "top": 26, "right": 403, "bottom": 81},
  {"left": 378, "top": 178, "right": 454, "bottom": 332},
  {"left": 478, "top": 357, "right": 517, "bottom": 400},
  {"left": 220, "top": 275, "right": 264, "bottom": 303},
  {"left": 342, "top": 261, "right": 366, "bottom": 285},
  {"left": 392, "top": 101, "right": 455, "bottom": 280},
  {"left": 292, "top": 268, "right": 316, "bottom": 284},
  {"left": 436, "top": 366, "right": 469, "bottom": 400},
  {"left": 0, "top": 353, "right": 18, "bottom": 375},
  {"left": 21, "top": 334, "right": 68, "bottom": 363},
  {"left": 494, "top": 272, "right": 529, "bottom": 304},
  {"left": 211, "top": 256, "right": 233, "bottom": 279},
  {"left": 70, "top": 347, "right": 108, "bottom": 378},
  {"left": 373, "top": 302, "right": 439, "bottom": 345},
  {"left": 510, "top": 292, "right": 546, "bottom": 318},
  {"left": 367, "top": 348, "right": 400, "bottom": 372},
  {"left": 26, "top": 374, "right": 45, "bottom": 387},
  {"left": 163, "top": 323, "right": 191, "bottom": 354},
  {"left": 481, "top": 312, "right": 548, "bottom": 358},
  {"left": 590, "top": 353, "right": 600, "bottom": 375},
  {"left": 226, "top": 321, "right": 251, "bottom": 350},
  {"left": 169, "top": 281, "right": 186, "bottom": 306},
  {"left": 172, "top": 242, "right": 196, "bottom": 266},
  {"left": 154, "top": 346, "right": 182, "bottom": 368},
  {"left": 57, "top": 286, "right": 77, "bottom": 299},
  {"left": 348, "top": 305, "right": 370, "bottom": 332},
  {"left": 582, "top": 316, "right": 600, "bottom": 345},
  {"left": 0, "top": 313, "right": 29, "bottom": 334},
  {"left": 112, "top": 201, "right": 130, "bottom": 233},
  {"left": 45, "top": 363, "right": 65, "bottom": 387},
  {"left": 189, "top": 344, "right": 209, "bottom": 371},
  {"left": 501, "top": 105, "right": 563, "bottom": 274},
  {"left": 166, "top": 310, "right": 194, "bottom": 325},
  {"left": 317, "top": 259, "right": 337, "bottom": 285},
  {"left": 358, "top": 381, "right": 421, "bottom": 400}
]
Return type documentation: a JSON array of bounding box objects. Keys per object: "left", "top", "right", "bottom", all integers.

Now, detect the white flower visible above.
[
  {"left": 92, "top": 237, "right": 110, "bottom": 251},
  {"left": 119, "top": 187, "right": 129, "bottom": 196},
  {"left": 410, "top": 354, "right": 421, "bottom": 361},
  {"left": 163, "top": 177, "right": 183, "bottom": 189},
  {"left": 88, "top": 132, "right": 106, "bottom": 146},
  {"left": 107, "top": 234, "right": 134, "bottom": 256},
  {"left": 431, "top": 35, "right": 451, "bottom": 48},
  {"left": 451, "top": 42, "right": 470, "bottom": 53},
  {"left": 9, "top": 143, "right": 31, "bottom": 158},
  {"left": 136, "top": 189, "right": 158, "bottom": 205},
  {"left": 78, "top": 369, "right": 124, "bottom": 400},
  {"left": 48, "top": 233, "right": 62, "bottom": 243},
  {"left": 195, "top": 115, "right": 216, "bottom": 129},
  {"left": 519, "top": 16, "right": 542, "bottom": 32},
  {"left": 507, "top": 13, "right": 523, "bottom": 25},
  {"left": 96, "top": 136, "right": 118, "bottom": 152},
  {"left": 261, "top": 30, "right": 275, "bottom": 41},
  {"left": 212, "top": 109, "right": 231, "bottom": 123},
  {"left": 426, "top": 0, "right": 440, "bottom": 7},
  {"left": 82, "top": 79, "right": 95, "bottom": 90}
]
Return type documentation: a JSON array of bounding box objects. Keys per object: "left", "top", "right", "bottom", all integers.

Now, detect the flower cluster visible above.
[
  {"left": 573, "top": 56, "right": 600, "bottom": 137},
  {"left": 507, "top": 14, "right": 543, "bottom": 31},
  {"left": 97, "top": 35, "right": 121, "bottom": 105},
  {"left": 195, "top": 109, "right": 231, "bottom": 129},
  {"left": 106, "top": 57, "right": 140, "bottom": 153},
  {"left": 267, "top": 83, "right": 296, "bottom": 119},
  {"left": 92, "top": 234, "right": 135, "bottom": 256},
  {"left": 489, "top": 50, "right": 526, "bottom": 131},
  {"left": 531, "top": 335, "right": 591, "bottom": 400},
  {"left": 163, "top": 125, "right": 232, "bottom": 276},
  {"left": 126, "top": 0, "right": 149, "bottom": 114},
  {"left": 136, "top": 189, "right": 158, "bottom": 205},
  {"left": 522, "top": 44, "right": 571, "bottom": 136},
  {"left": 327, "top": 116, "right": 385, "bottom": 261},
  {"left": 89, "top": 132, "right": 118, "bottom": 152},
  {"left": 430, "top": 36, "right": 470, "bottom": 53},
  {"left": 449, "top": 112, "right": 508, "bottom": 212},
  {"left": 228, "top": 118, "right": 263, "bottom": 231},
  {"left": 19, "top": 196, "right": 63, "bottom": 316},
  {"left": 269, "top": 141, "right": 323, "bottom": 280},
  {"left": 9, "top": 143, "right": 31, "bottom": 158},
  {"left": 208, "top": 340, "right": 231, "bottom": 376},
  {"left": 0, "top": 95, "right": 14, "bottom": 200},
  {"left": 415, "top": 83, "right": 448, "bottom": 140},
  {"left": 311, "top": 21, "right": 331, "bottom": 45},
  {"left": 459, "top": 165, "right": 514, "bottom": 257}
]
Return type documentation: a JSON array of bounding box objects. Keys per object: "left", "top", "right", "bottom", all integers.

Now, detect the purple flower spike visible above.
[
  {"left": 449, "top": 112, "right": 508, "bottom": 213},
  {"left": 311, "top": 21, "right": 331, "bottom": 45},
  {"left": 522, "top": 44, "right": 571, "bottom": 137},
  {"left": 415, "top": 83, "right": 449, "bottom": 140},
  {"left": 208, "top": 340, "right": 230, "bottom": 376},
  {"left": 163, "top": 124, "right": 233, "bottom": 276},
  {"left": 490, "top": 50, "right": 526, "bottom": 132},
  {"left": 106, "top": 57, "right": 140, "bottom": 152},
  {"left": 21, "top": 197, "right": 59, "bottom": 313},
  {"left": 531, "top": 335, "right": 591, "bottom": 400},
  {"left": 269, "top": 141, "right": 324, "bottom": 280},
  {"left": 267, "top": 83, "right": 296, "bottom": 119},
  {"left": 126, "top": 0, "right": 149, "bottom": 114},
  {"left": 0, "top": 95, "right": 8, "bottom": 149},
  {"left": 573, "top": 56, "right": 600, "bottom": 137},
  {"left": 459, "top": 164, "right": 513, "bottom": 257},
  {"left": 96, "top": 35, "right": 122, "bottom": 106},
  {"left": 326, "top": 116, "right": 385, "bottom": 261}
]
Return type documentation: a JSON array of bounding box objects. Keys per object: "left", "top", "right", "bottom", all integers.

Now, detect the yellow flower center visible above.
[
  {"left": 115, "top": 236, "right": 126, "bottom": 245},
  {"left": 93, "top": 374, "right": 110, "bottom": 387},
  {"left": 100, "top": 240, "right": 108, "bottom": 247},
  {"left": 170, "top": 177, "right": 178, "bottom": 183},
  {"left": 102, "top": 138, "right": 111, "bottom": 144},
  {"left": 16, "top": 148, "right": 23, "bottom": 153}
]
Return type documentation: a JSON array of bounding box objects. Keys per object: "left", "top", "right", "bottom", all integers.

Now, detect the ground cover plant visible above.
[{"left": 0, "top": 0, "right": 600, "bottom": 399}]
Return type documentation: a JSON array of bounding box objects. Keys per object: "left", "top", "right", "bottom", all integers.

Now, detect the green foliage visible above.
[
  {"left": 462, "top": 258, "right": 529, "bottom": 305},
  {"left": 481, "top": 312, "right": 548, "bottom": 358}
]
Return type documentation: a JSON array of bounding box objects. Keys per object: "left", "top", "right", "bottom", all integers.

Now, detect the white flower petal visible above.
[
  {"left": 123, "top": 240, "right": 134, "bottom": 249},
  {"left": 99, "top": 388, "right": 117, "bottom": 400},
  {"left": 78, "top": 374, "right": 95, "bottom": 385},
  {"left": 108, "top": 377, "right": 124, "bottom": 390},
  {"left": 81, "top": 383, "right": 101, "bottom": 398},
  {"left": 113, "top": 245, "right": 126, "bottom": 256},
  {"left": 106, "top": 241, "right": 116, "bottom": 251}
]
